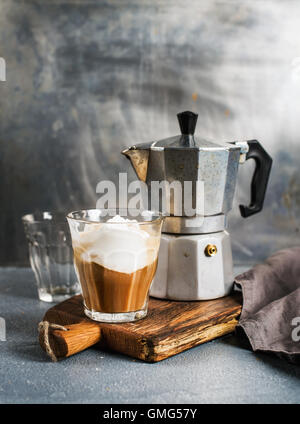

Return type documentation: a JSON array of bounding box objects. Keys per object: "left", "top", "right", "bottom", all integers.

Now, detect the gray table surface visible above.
[{"left": 0, "top": 266, "right": 299, "bottom": 404}]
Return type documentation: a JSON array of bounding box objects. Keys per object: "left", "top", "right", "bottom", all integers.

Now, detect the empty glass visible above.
[{"left": 22, "top": 211, "right": 81, "bottom": 302}]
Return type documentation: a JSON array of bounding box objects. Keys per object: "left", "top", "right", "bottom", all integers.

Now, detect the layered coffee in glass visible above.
[{"left": 67, "top": 209, "right": 163, "bottom": 323}]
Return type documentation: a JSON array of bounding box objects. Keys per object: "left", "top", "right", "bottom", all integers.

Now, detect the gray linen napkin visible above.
[{"left": 235, "top": 247, "right": 300, "bottom": 364}]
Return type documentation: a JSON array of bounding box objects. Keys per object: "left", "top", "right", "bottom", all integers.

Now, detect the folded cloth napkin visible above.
[{"left": 235, "top": 247, "right": 300, "bottom": 364}]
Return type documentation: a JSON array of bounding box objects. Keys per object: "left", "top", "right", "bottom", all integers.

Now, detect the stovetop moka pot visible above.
[{"left": 122, "top": 111, "right": 273, "bottom": 301}]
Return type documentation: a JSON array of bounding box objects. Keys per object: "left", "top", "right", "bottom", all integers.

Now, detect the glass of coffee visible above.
[{"left": 67, "top": 209, "right": 163, "bottom": 323}]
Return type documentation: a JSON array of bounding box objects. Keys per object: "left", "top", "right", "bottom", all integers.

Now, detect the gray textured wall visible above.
[{"left": 1, "top": 0, "right": 300, "bottom": 265}]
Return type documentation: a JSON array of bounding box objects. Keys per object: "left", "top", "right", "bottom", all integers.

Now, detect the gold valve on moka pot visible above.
[
  {"left": 205, "top": 244, "right": 218, "bottom": 257},
  {"left": 122, "top": 111, "right": 272, "bottom": 300}
]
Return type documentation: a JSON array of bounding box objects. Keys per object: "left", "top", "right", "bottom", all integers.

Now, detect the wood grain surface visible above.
[{"left": 40, "top": 293, "right": 242, "bottom": 362}]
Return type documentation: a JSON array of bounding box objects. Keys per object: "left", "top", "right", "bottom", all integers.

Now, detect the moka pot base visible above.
[{"left": 150, "top": 230, "right": 234, "bottom": 301}]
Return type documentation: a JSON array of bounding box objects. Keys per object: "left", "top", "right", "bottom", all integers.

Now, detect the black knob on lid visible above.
[{"left": 177, "top": 111, "right": 198, "bottom": 135}]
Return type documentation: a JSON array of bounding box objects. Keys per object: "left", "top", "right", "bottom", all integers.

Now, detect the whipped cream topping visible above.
[{"left": 71, "top": 215, "right": 159, "bottom": 274}]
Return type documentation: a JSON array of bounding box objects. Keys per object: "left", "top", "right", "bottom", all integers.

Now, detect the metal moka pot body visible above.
[
  {"left": 122, "top": 111, "right": 273, "bottom": 300},
  {"left": 123, "top": 140, "right": 242, "bottom": 233},
  {"left": 122, "top": 111, "right": 272, "bottom": 234}
]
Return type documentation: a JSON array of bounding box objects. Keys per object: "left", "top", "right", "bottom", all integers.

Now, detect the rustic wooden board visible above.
[{"left": 41, "top": 293, "right": 242, "bottom": 362}]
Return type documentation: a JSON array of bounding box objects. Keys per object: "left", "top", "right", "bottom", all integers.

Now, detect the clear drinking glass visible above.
[
  {"left": 67, "top": 209, "right": 163, "bottom": 323},
  {"left": 22, "top": 212, "right": 81, "bottom": 302}
]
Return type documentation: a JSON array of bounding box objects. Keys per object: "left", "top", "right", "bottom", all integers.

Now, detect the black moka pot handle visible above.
[{"left": 239, "top": 140, "right": 273, "bottom": 218}]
